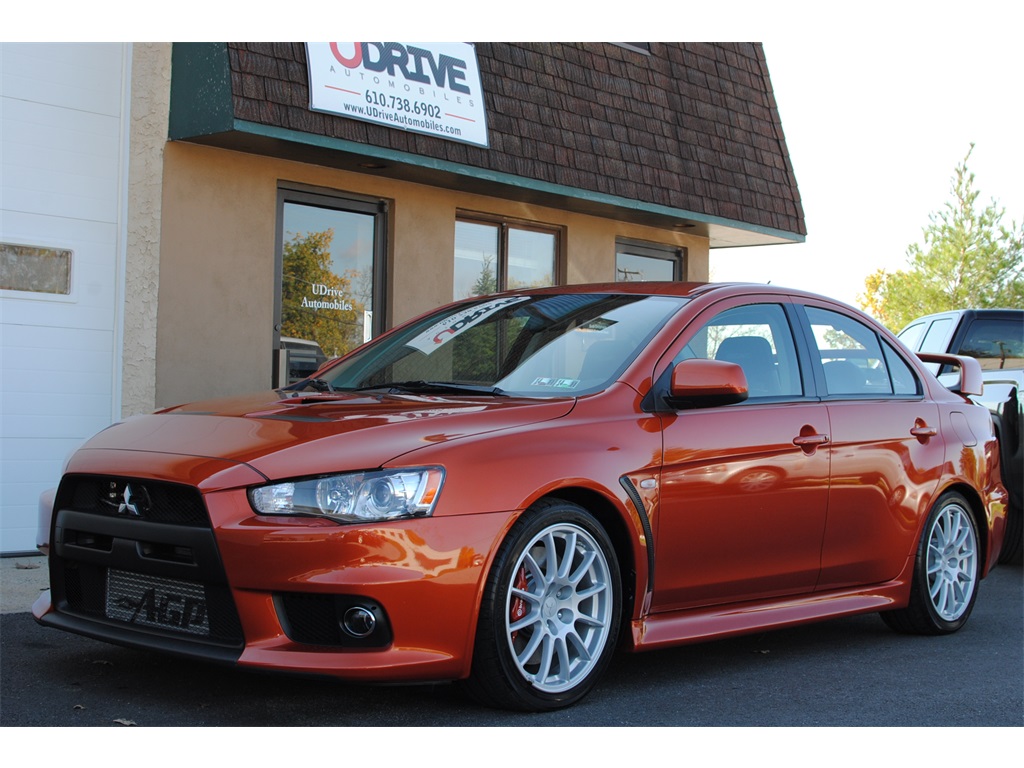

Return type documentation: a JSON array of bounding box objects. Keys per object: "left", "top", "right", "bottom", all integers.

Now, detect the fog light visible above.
[{"left": 342, "top": 606, "right": 376, "bottom": 638}]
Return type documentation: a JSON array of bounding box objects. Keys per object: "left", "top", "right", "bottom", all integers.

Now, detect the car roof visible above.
[
  {"left": 899, "top": 308, "right": 1023, "bottom": 332},
  {"left": 503, "top": 281, "right": 837, "bottom": 303}
]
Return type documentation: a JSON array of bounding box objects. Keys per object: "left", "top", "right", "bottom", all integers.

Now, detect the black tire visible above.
[
  {"left": 462, "top": 498, "right": 621, "bottom": 711},
  {"left": 999, "top": 500, "right": 1023, "bottom": 565},
  {"left": 882, "top": 492, "right": 980, "bottom": 635},
  {"left": 994, "top": 404, "right": 1022, "bottom": 564}
]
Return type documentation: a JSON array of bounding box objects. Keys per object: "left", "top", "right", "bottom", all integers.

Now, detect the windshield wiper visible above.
[{"left": 348, "top": 380, "right": 507, "bottom": 396}]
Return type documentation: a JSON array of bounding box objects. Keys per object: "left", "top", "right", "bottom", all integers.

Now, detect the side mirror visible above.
[
  {"left": 916, "top": 352, "right": 984, "bottom": 396},
  {"left": 666, "top": 358, "right": 749, "bottom": 409}
]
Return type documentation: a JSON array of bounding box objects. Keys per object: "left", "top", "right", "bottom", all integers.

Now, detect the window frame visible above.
[
  {"left": 798, "top": 304, "right": 923, "bottom": 400},
  {"left": 646, "top": 297, "right": 818, "bottom": 412},
  {"left": 672, "top": 301, "right": 806, "bottom": 401},
  {"left": 273, "top": 184, "right": 389, "bottom": 386},
  {"left": 454, "top": 213, "right": 563, "bottom": 298},
  {"left": 615, "top": 238, "right": 686, "bottom": 282}
]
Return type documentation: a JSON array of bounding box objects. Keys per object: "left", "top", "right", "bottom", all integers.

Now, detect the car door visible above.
[
  {"left": 651, "top": 299, "right": 830, "bottom": 613},
  {"left": 801, "top": 304, "right": 943, "bottom": 590}
]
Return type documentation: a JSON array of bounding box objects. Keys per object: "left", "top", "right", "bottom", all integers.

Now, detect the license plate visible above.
[{"left": 106, "top": 569, "right": 210, "bottom": 636}]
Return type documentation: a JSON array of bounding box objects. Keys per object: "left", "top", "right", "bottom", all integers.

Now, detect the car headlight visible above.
[{"left": 249, "top": 467, "right": 444, "bottom": 524}]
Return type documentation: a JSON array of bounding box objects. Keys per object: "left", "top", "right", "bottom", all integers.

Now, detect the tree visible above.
[
  {"left": 470, "top": 255, "right": 498, "bottom": 297},
  {"left": 859, "top": 145, "right": 1023, "bottom": 331},
  {"left": 280, "top": 229, "right": 365, "bottom": 357}
]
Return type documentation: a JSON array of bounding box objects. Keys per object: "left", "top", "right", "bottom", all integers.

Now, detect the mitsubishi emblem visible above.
[{"left": 118, "top": 484, "right": 148, "bottom": 516}]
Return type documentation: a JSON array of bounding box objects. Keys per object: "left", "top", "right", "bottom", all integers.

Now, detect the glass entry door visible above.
[{"left": 275, "top": 189, "right": 386, "bottom": 386}]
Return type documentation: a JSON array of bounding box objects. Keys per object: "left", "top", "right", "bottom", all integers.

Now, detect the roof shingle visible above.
[{"left": 224, "top": 42, "right": 804, "bottom": 237}]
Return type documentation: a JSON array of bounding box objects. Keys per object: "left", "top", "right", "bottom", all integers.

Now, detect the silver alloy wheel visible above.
[
  {"left": 504, "top": 522, "right": 614, "bottom": 694},
  {"left": 925, "top": 501, "right": 978, "bottom": 621}
]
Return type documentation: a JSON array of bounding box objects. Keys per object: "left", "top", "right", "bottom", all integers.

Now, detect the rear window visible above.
[{"left": 955, "top": 317, "right": 1024, "bottom": 370}]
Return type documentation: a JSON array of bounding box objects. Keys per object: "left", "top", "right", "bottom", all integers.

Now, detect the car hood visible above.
[{"left": 73, "top": 390, "right": 576, "bottom": 485}]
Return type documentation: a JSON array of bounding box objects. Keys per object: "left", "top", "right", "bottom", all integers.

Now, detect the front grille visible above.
[
  {"left": 48, "top": 474, "right": 244, "bottom": 651},
  {"left": 58, "top": 561, "right": 244, "bottom": 644},
  {"left": 56, "top": 475, "right": 209, "bottom": 526}
]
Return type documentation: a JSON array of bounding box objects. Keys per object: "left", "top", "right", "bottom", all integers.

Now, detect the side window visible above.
[
  {"left": 896, "top": 321, "right": 925, "bottom": 351},
  {"left": 806, "top": 307, "right": 920, "bottom": 397},
  {"left": 882, "top": 342, "right": 921, "bottom": 396},
  {"left": 676, "top": 304, "right": 802, "bottom": 399},
  {"left": 919, "top": 317, "right": 954, "bottom": 353}
]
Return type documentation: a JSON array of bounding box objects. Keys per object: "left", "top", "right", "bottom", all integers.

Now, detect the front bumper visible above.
[{"left": 34, "top": 472, "right": 516, "bottom": 683}]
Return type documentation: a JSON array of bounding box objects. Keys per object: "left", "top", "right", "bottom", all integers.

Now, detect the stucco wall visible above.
[
  {"left": 157, "top": 142, "right": 709, "bottom": 407},
  {"left": 122, "top": 43, "right": 171, "bottom": 417}
]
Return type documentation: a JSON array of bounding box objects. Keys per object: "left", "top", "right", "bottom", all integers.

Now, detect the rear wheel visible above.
[
  {"left": 883, "top": 492, "right": 979, "bottom": 634},
  {"left": 463, "top": 499, "right": 621, "bottom": 711},
  {"left": 1000, "top": 501, "right": 1023, "bottom": 564},
  {"left": 995, "top": 397, "right": 1022, "bottom": 564}
]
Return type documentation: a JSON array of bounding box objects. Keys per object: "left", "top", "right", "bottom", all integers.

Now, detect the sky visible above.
[
  {"left": 711, "top": 28, "right": 1024, "bottom": 309},
  {"left": 10, "top": 3, "right": 1022, "bottom": 313}
]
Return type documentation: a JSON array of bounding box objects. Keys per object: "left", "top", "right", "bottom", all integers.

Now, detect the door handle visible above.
[
  {"left": 910, "top": 423, "right": 938, "bottom": 441},
  {"left": 793, "top": 433, "right": 829, "bottom": 454},
  {"left": 793, "top": 434, "right": 829, "bottom": 446}
]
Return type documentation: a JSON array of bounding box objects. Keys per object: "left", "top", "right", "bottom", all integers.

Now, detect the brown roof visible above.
[{"left": 219, "top": 42, "right": 804, "bottom": 240}]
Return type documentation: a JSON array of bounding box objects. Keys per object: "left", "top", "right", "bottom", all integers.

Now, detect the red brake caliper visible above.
[{"left": 509, "top": 565, "right": 529, "bottom": 641}]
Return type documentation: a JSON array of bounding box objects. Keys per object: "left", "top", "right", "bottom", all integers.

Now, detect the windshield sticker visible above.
[
  {"left": 406, "top": 296, "right": 529, "bottom": 355},
  {"left": 578, "top": 318, "right": 617, "bottom": 332},
  {"left": 531, "top": 377, "right": 581, "bottom": 389}
]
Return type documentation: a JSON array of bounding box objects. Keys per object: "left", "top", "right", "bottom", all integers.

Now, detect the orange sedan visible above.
[{"left": 34, "top": 283, "right": 1008, "bottom": 710}]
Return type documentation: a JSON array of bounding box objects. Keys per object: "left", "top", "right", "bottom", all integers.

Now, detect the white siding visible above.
[{"left": 1, "top": 43, "right": 129, "bottom": 553}]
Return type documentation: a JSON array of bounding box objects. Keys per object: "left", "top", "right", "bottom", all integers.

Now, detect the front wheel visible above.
[
  {"left": 882, "top": 492, "right": 980, "bottom": 635},
  {"left": 463, "top": 499, "right": 621, "bottom": 711}
]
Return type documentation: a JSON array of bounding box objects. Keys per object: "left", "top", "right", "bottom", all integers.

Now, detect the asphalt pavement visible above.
[{"left": 2, "top": 552, "right": 1021, "bottom": 728}]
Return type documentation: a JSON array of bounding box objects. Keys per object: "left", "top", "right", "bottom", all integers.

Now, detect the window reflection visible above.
[
  {"left": 277, "top": 199, "right": 378, "bottom": 386},
  {"left": 454, "top": 218, "right": 558, "bottom": 298}
]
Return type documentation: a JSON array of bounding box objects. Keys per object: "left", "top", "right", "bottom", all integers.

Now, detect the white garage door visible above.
[{"left": 1, "top": 43, "right": 129, "bottom": 553}]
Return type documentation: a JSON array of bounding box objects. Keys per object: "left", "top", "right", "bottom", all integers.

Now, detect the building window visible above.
[
  {"left": 615, "top": 239, "right": 684, "bottom": 282},
  {"left": 454, "top": 217, "right": 560, "bottom": 299},
  {"left": 0, "top": 243, "right": 72, "bottom": 295},
  {"left": 274, "top": 187, "right": 387, "bottom": 387}
]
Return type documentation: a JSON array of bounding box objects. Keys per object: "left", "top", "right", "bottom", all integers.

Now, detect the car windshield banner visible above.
[
  {"left": 405, "top": 296, "right": 528, "bottom": 355},
  {"left": 306, "top": 42, "right": 489, "bottom": 148}
]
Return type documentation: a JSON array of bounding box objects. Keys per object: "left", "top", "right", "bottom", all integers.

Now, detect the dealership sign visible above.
[{"left": 306, "top": 43, "right": 489, "bottom": 148}]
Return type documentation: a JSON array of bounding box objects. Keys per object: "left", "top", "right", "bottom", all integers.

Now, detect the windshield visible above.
[{"left": 308, "top": 293, "right": 686, "bottom": 397}]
